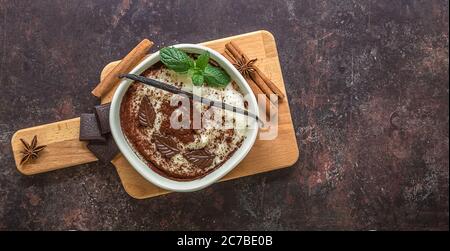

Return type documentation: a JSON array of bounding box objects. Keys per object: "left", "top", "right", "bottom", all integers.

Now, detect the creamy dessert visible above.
[{"left": 120, "top": 52, "right": 249, "bottom": 180}]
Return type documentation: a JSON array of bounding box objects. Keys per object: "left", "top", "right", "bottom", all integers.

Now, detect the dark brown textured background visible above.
[{"left": 0, "top": 0, "right": 448, "bottom": 230}]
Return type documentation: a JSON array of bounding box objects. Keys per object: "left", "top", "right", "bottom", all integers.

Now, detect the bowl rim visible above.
[{"left": 109, "top": 44, "right": 259, "bottom": 192}]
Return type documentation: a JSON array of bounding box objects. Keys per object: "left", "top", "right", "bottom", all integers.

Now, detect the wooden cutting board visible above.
[{"left": 11, "top": 30, "right": 299, "bottom": 199}]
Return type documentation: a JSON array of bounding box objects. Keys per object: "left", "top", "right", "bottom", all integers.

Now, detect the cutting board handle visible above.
[{"left": 11, "top": 117, "right": 98, "bottom": 175}]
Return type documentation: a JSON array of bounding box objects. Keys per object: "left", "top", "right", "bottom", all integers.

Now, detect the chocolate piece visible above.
[
  {"left": 138, "top": 96, "right": 156, "bottom": 127},
  {"left": 154, "top": 134, "right": 180, "bottom": 159},
  {"left": 87, "top": 134, "right": 119, "bottom": 162},
  {"left": 94, "top": 103, "right": 111, "bottom": 134},
  {"left": 79, "top": 113, "right": 106, "bottom": 142},
  {"left": 184, "top": 149, "right": 215, "bottom": 169}
]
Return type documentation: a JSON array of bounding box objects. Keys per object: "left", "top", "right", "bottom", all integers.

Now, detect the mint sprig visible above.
[
  {"left": 160, "top": 47, "right": 230, "bottom": 87},
  {"left": 195, "top": 52, "right": 210, "bottom": 70},
  {"left": 203, "top": 65, "right": 230, "bottom": 87},
  {"left": 159, "top": 47, "right": 193, "bottom": 73}
]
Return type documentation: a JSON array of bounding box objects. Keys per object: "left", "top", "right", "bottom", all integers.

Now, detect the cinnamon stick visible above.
[
  {"left": 249, "top": 71, "right": 274, "bottom": 100},
  {"left": 254, "top": 66, "right": 285, "bottom": 100},
  {"left": 225, "top": 46, "right": 274, "bottom": 100},
  {"left": 228, "top": 41, "right": 285, "bottom": 100},
  {"left": 225, "top": 42, "right": 244, "bottom": 61},
  {"left": 246, "top": 78, "right": 277, "bottom": 120},
  {"left": 92, "top": 39, "right": 154, "bottom": 98},
  {"left": 222, "top": 51, "right": 275, "bottom": 119},
  {"left": 222, "top": 50, "right": 235, "bottom": 64}
]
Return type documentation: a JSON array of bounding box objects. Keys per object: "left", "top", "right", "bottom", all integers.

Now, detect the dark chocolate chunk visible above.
[
  {"left": 79, "top": 113, "right": 106, "bottom": 142},
  {"left": 94, "top": 103, "right": 111, "bottom": 134},
  {"left": 87, "top": 134, "right": 119, "bottom": 162}
]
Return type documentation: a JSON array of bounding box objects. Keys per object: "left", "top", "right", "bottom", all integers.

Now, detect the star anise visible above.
[
  {"left": 19, "top": 135, "right": 46, "bottom": 165},
  {"left": 232, "top": 56, "right": 258, "bottom": 78}
]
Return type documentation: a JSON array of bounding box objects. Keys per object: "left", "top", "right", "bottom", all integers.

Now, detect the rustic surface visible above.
[{"left": 0, "top": 0, "right": 448, "bottom": 230}]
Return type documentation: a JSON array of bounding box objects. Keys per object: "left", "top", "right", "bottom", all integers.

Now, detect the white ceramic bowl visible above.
[{"left": 110, "top": 44, "right": 259, "bottom": 192}]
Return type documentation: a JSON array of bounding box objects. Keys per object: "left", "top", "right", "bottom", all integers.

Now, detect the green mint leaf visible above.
[
  {"left": 203, "top": 64, "right": 231, "bottom": 87},
  {"left": 195, "top": 52, "right": 210, "bottom": 70},
  {"left": 191, "top": 73, "right": 204, "bottom": 86},
  {"left": 187, "top": 68, "right": 196, "bottom": 77},
  {"left": 160, "top": 47, "right": 193, "bottom": 73}
]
